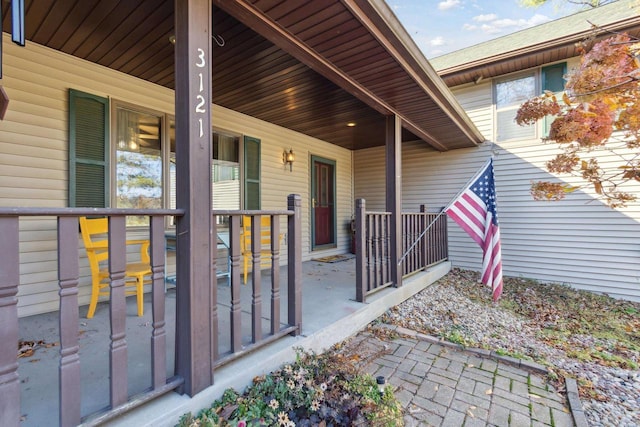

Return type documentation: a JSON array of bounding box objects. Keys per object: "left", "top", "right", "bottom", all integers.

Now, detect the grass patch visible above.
[
  {"left": 446, "top": 269, "right": 640, "bottom": 370},
  {"left": 178, "top": 349, "right": 403, "bottom": 427}
]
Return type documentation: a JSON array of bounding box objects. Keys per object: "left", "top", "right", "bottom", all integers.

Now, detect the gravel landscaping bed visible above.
[{"left": 382, "top": 269, "right": 640, "bottom": 427}]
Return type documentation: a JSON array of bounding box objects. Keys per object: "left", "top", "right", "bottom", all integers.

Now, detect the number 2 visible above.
[{"left": 195, "top": 95, "right": 205, "bottom": 113}]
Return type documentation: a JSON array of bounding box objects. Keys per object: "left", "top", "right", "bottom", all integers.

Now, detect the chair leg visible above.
[
  {"left": 87, "top": 280, "right": 100, "bottom": 319},
  {"left": 243, "top": 254, "right": 248, "bottom": 285},
  {"left": 136, "top": 276, "right": 144, "bottom": 317}
]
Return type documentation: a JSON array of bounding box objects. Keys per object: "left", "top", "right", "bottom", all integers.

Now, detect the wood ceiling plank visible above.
[
  {"left": 48, "top": 0, "right": 103, "bottom": 51},
  {"left": 84, "top": 0, "right": 158, "bottom": 63},
  {"left": 60, "top": 1, "right": 121, "bottom": 53},
  {"left": 71, "top": 0, "right": 140, "bottom": 58},
  {"left": 22, "top": 0, "right": 55, "bottom": 40},
  {"left": 100, "top": 1, "right": 173, "bottom": 69},
  {"left": 31, "top": 0, "right": 76, "bottom": 43}
]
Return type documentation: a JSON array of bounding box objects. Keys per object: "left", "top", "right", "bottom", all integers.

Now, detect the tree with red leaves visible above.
[{"left": 516, "top": 32, "right": 640, "bottom": 207}]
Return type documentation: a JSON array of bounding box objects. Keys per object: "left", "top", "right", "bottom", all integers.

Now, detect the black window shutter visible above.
[
  {"left": 243, "top": 136, "right": 261, "bottom": 210},
  {"left": 69, "top": 89, "right": 109, "bottom": 207}
]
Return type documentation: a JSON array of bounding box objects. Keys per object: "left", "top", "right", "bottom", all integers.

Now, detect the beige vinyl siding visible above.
[
  {"left": 354, "top": 71, "right": 640, "bottom": 301},
  {"left": 451, "top": 81, "right": 493, "bottom": 141},
  {"left": 212, "top": 105, "right": 354, "bottom": 261},
  {"left": 0, "top": 35, "right": 353, "bottom": 317}
]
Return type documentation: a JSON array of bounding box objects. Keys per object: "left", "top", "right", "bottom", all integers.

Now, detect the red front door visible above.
[{"left": 312, "top": 157, "right": 335, "bottom": 248}]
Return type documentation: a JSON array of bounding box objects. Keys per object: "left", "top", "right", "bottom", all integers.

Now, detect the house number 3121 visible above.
[{"left": 195, "top": 48, "right": 206, "bottom": 137}]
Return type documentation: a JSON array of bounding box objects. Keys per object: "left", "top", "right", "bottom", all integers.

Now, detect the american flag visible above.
[{"left": 445, "top": 159, "right": 503, "bottom": 302}]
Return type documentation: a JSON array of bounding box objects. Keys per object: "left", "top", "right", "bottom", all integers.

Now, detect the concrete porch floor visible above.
[{"left": 16, "top": 257, "right": 450, "bottom": 427}]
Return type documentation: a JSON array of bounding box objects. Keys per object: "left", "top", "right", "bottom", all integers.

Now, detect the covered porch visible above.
[{"left": 0, "top": 0, "right": 483, "bottom": 425}]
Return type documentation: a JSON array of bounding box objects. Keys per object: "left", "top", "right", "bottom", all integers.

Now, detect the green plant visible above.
[
  {"left": 443, "top": 327, "right": 470, "bottom": 347},
  {"left": 178, "top": 349, "right": 403, "bottom": 427}
]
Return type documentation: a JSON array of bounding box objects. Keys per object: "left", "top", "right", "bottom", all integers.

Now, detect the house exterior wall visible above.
[
  {"left": 0, "top": 35, "right": 353, "bottom": 317},
  {"left": 355, "top": 59, "right": 640, "bottom": 302}
]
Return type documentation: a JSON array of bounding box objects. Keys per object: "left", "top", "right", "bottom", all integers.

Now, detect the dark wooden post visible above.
[
  {"left": 355, "top": 198, "right": 366, "bottom": 302},
  {"left": 0, "top": 216, "right": 20, "bottom": 427},
  {"left": 385, "top": 115, "right": 402, "bottom": 288},
  {"left": 229, "top": 215, "right": 242, "bottom": 353},
  {"left": 270, "top": 216, "right": 281, "bottom": 335},
  {"left": 174, "top": 0, "right": 214, "bottom": 395},
  {"left": 420, "top": 205, "right": 428, "bottom": 269},
  {"left": 287, "top": 194, "right": 302, "bottom": 335},
  {"left": 251, "top": 215, "right": 262, "bottom": 343},
  {"left": 150, "top": 216, "right": 167, "bottom": 389},
  {"left": 108, "top": 215, "right": 129, "bottom": 407},
  {"left": 58, "top": 217, "right": 81, "bottom": 427}
]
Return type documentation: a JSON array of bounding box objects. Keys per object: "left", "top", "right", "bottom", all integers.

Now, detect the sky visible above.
[{"left": 389, "top": 0, "right": 590, "bottom": 58}]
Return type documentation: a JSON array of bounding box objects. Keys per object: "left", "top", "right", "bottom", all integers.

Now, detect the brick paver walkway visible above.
[{"left": 347, "top": 326, "right": 576, "bottom": 427}]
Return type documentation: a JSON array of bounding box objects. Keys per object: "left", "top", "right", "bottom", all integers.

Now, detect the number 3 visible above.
[{"left": 196, "top": 48, "right": 205, "bottom": 67}]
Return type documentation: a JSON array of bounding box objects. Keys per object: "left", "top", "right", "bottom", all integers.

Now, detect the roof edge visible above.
[
  {"left": 350, "top": 0, "right": 486, "bottom": 147},
  {"left": 437, "top": 15, "right": 640, "bottom": 76}
]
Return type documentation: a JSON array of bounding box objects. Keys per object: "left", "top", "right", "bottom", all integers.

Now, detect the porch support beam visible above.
[
  {"left": 385, "top": 115, "right": 402, "bottom": 288},
  {"left": 0, "top": 216, "right": 20, "bottom": 427},
  {"left": 174, "top": 0, "right": 214, "bottom": 396},
  {"left": 214, "top": 0, "right": 447, "bottom": 151}
]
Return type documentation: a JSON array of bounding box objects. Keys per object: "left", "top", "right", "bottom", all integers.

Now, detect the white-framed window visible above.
[
  {"left": 494, "top": 62, "right": 567, "bottom": 142},
  {"left": 69, "top": 89, "right": 261, "bottom": 227},
  {"left": 112, "top": 103, "right": 166, "bottom": 226},
  {"left": 495, "top": 73, "right": 537, "bottom": 142}
]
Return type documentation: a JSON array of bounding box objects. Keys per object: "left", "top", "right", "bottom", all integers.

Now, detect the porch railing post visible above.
[
  {"left": 385, "top": 114, "right": 402, "bottom": 288},
  {"left": 58, "top": 216, "right": 81, "bottom": 427},
  {"left": 355, "top": 198, "right": 366, "bottom": 302},
  {"left": 150, "top": 215, "right": 167, "bottom": 390},
  {"left": 0, "top": 216, "right": 20, "bottom": 427},
  {"left": 287, "top": 194, "right": 302, "bottom": 335},
  {"left": 420, "top": 205, "right": 428, "bottom": 269}
]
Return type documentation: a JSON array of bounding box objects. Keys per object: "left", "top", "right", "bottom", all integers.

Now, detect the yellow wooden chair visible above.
[
  {"left": 79, "top": 217, "right": 151, "bottom": 318},
  {"left": 240, "top": 216, "right": 283, "bottom": 285}
]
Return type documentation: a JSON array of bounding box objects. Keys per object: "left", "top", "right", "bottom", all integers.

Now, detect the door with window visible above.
[{"left": 311, "top": 156, "right": 336, "bottom": 249}]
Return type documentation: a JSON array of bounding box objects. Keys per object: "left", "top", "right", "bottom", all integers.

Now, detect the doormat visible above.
[{"left": 312, "top": 254, "right": 355, "bottom": 263}]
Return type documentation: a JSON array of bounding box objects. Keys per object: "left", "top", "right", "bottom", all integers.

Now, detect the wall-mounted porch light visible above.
[{"left": 283, "top": 148, "right": 295, "bottom": 172}]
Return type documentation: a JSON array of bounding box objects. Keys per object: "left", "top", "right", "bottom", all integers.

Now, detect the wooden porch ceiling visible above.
[{"left": 2, "top": 0, "right": 484, "bottom": 151}]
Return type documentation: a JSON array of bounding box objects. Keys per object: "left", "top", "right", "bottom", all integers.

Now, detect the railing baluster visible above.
[
  {"left": 287, "top": 195, "right": 302, "bottom": 335},
  {"left": 270, "top": 216, "right": 280, "bottom": 335},
  {"left": 150, "top": 216, "right": 167, "bottom": 389},
  {"left": 442, "top": 214, "right": 448, "bottom": 261},
  {"left": 366, "top": 214, "right": 373, "bottom": 292},
  {"left": 0, "top": 216, "right": 20, "bottom": 427},
  {"left": 211, "top": 218, "right": 219, "bottom": 361},
  {"left": 229, "top": 215, "right": 242, "bottom": 353},
  {"left": 108, "top": 215, "right": 129, "bottom": 407},
  {"left": 355, "top": 199, "right": 366, "bottom": 303},
  {"left": 384, "top": 214, "right": 390, "bottom": 284},
  {"left": 420, "top": 207, "right": 428, "bottom": 269},
  {"left": 251, "top": 215, "right": 262, "bottom": 343},
  {"left": 58, "top": 216, "right": 81, "bottom": 427},
  {"left": 376, "top": 215, "right": 390, "bottom": 288}
]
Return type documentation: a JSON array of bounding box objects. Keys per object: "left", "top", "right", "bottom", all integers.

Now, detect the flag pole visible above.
[{"left": 398, "top": 157, "right": 493, "bottom": 265}]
